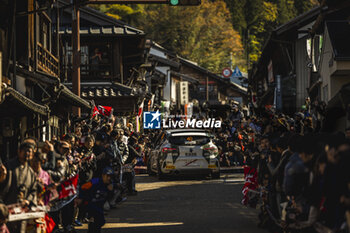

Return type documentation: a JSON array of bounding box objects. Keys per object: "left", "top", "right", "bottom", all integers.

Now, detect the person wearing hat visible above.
[
  {"left": 76, "top": 167, "right": 114, "bottom": 233},
  {"left": 0, "top": 142, "right": 38, "bottom": 233}
]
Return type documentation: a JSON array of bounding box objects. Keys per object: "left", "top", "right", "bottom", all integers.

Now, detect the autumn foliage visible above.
[{"left": 91, "top": 0, "right": 319, "bottom": 73}]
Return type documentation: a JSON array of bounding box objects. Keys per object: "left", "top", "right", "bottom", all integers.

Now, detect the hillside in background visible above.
[{"left": 90, "top": 0, "right": 319, "bottom": 74}]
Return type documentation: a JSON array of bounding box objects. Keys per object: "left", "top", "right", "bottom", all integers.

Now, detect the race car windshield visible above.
[{"left": 169, "top": 136, "right": 210, "bottom": 145}]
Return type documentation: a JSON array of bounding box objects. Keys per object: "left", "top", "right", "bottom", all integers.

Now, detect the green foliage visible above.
[
  {"left": 137, "top": 0, "right": 244, "bottom": 73},
  {"left": 88, "top": 4, "right": 144, "bottom": 25},
  {"left": 294, "top": 0, "right": 316, "bottom": 15},
  {"left": 224, "top": 0, "right": 319, "bottom": 68},
  {"left": 90, "top": 0, "right": 319, "bottom": 73}
]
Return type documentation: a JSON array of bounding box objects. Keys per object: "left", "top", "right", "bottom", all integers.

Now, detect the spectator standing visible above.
[
  {"left": 49, "top": 141, "right": 75, "bottom": 233},
  {"left": 0, "top": 142, "right": 38, "bottom": 233},
  {"left": 0, "top": 204, "right": 9, "bottom": 233},
  {"left": 123, "top": 133, "right": 140, "bottom": 195}
]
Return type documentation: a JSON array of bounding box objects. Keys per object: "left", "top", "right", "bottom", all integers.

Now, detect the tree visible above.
[
  {"left": 274, "top": 0, "right": 296, "bottom": 25},
  {"left": 224, "top": 0, "right": 318, "bottom": 68},
  {"left": 137, "top": 0, "right": 243, "bottom": 73},
  {"left": 294, "top": 0, "right": 317, "bottom": 15},
  {"left": 88, "top": 4, "right": 144, "bottom": 25},
  {"left": 91, "top": 0, "right": 319, "bottom": 72}
]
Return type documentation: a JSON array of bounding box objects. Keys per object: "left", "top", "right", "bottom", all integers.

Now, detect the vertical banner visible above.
[
  {"left": 137, "top": 99, "right": 145, "bottom": 133},
  {"left": 123, "top": 117, "right": 127, "bottom": 128},
  {"left": 187, "top": 102, "right": 193, "bottom": 118},
  {"left": 276, "top": 75, "right": 282, "bottom": 111},
  {"left": 148, "top": 100, "right": 152, "bottom": 111},
  {"left": 136, "top": 115, "right": 140, "bottom": 132},
  {"left": 184, "top": 102, "right": 193, "bottom": 120},
  {"left": 268, "top": 60, "right": 274, "bottom": 83}
]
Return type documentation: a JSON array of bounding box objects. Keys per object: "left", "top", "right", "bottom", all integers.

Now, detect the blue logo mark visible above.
[{"left": 143, "top": 111, "right": 161, "bottom": 129}]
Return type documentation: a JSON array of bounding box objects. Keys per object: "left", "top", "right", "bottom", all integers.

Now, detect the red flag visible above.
[
  {"left": 241, "top": 166, "right": 258, "bottom": 206},
  {"left": 59, "top": 175, "right": 79, "bottom": 199},
  {"left": 45, "top": 214, "right": 56, "bottom": 233},
  {"left": 92, "top": 106, "right": 99, "bottom": 117},
  {"left": 92, "top": 105, "right": 113, "bottom": 117},
  {"left": 138, "top": 101, "right": 144, "bottom": 117}
]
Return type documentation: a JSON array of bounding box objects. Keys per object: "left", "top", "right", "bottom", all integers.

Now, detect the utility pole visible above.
[
  {"left": 72, "top": 0, "right": 80, "bottom": 116},
  {"left": 246, "top": 28, "right": 250, "bottom": 73},
  {"left": 206, "top": 75, "right": 209, "bottom": 101}
]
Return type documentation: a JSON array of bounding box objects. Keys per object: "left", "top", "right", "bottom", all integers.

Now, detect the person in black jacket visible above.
[
  {"left": 78, "top": 135, "right": 97, "bottom": 184},
  {"left": 123, "top": 133, "right": 141, "bottom": 195},
  {"left": 75, "top": 135, "right": 97, "bottom": 226},
  {"left": 93, "top": 132, "right": 109, "bottom": 178}
]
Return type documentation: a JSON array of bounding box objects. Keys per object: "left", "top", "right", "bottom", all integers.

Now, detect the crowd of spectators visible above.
[
  {"left": 226, "top": 105, "right": 350, "bottom": 233},
  {"left": 0, "top": 101, "right": 349, "bottom": 233},
  {"left": 0, "top": 114, "right": 149, "bottom": 233}
]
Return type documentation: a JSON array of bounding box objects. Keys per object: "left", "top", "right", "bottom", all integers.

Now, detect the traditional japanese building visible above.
[
  {"left": 55, "top": 0, "right": 147, "bottom": 115},
  {"left": 145, "top": 40, "right": 247, "bottom": 119},
  {"left": 249, "top": 0, "right": 350, "bottom": 131},
  {"left": 0, "top": 0, "right": 92, "bottom": 161}
]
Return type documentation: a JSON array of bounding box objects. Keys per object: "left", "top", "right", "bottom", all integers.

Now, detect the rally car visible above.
[{"left": 147, "top": 129, "right": 220, "bottom": 179}]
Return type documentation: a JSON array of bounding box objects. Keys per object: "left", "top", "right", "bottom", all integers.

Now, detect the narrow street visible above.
[{"left": 77, "top": 173, "right": 265, "bottom": 233}]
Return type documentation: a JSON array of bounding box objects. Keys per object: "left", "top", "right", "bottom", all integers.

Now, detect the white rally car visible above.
[{"left": 148, "top": 129, "right": 220, "bottom": 179}]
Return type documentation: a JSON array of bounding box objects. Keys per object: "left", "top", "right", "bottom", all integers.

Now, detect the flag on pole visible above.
[
  {"left": 138, "top": 101, "right": 144, "bottom": 117},
  {"left": 92, "top": 105, "right": 113, "bottom": 118}
]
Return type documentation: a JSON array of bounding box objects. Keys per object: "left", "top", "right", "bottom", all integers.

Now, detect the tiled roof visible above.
[
  {"left": 60, "top": 85, "right": 93, "bottom": 109},
  {"left": 3, "top": 87, "right": 50, "bottom": 115},
  {"left": 81, "top": 86, "right": 132, "bottom": 98},
  {"left": 64, "top": 82, "right": 133, "bottom": 98},
  {"left": 59, "top": 26, "right": 144, "bottom": 36}
]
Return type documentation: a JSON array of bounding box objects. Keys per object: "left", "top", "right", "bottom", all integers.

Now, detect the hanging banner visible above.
[
  {"left": 148, "top": 100, "right": 152, "bottom": 111},
  {"left": 136, "top": 115, "right": 141, "bottom": 133},
  {"left": 8, "top": 204, "right": 47, "bottom": 222},
  {"left": 184, "top": 102, "right": 193, "bottom": 119},
  {"left": 268, "top": 60, "right": 274, "bottom": 83}
]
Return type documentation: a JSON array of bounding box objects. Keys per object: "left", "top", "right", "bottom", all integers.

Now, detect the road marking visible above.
[
  {"left": 223, "top": 174, "right": 244, "bottom": 183},
  {"left": 75, "top": 222, "right": 184, "bottom": 229},
  {"left": 135, "top": 174, "right": 244, "bottom": 192}
]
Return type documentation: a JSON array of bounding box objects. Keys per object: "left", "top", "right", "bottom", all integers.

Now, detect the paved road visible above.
[{"left": 76, "top": 173, "right": 265, "bottom": 233}]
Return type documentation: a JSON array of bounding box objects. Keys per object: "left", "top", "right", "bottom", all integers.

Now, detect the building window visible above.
[
  {"left": 40, "top": 13, "right": 51, "bottom": 51},
  {"left": 64, "top": 43, "right": 112, "bottom": 80}
]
